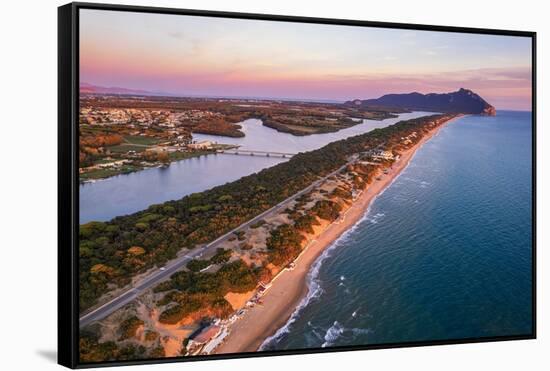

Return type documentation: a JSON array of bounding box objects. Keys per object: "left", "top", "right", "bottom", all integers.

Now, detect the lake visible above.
[{"left": 80, "top": 111, "right": 432, "bottom": 223}]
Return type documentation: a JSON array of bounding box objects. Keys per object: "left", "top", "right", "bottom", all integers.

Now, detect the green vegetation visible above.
[
  {"left": 210, "top": 248, "right": 233, "bottom": 264},
  {"left": 144, "top": 331, "right": 159, "bottom": 342},
  {"left": 123, "top": 135, "right": 161, "bottom": 146},
  {"left": 101, "top": 135, "right": 159, "bottom": 155},
  {"left": 79, "top": 114, "right": 452, "bottom": 311},
  {"left": 234, "top": 230, "right": 246, "bottom": 241},
  {"left": 193, "top": 118, "right": 245, "bottom": 137},
  {"left": 186, "top": 259, "right": 211, "bottom": 272},
  {"left": 294, "top": 213, "right": 320, "bottom": 234},
  {"left": 266, "top": 224, "right": 304, "bottom": 266},
  {"left": 331, "top": 186, "right": 353, "bottom": 201},
  {"left": 149, "top": 346, "right": 166, "bottom": 358},
  {"left": 118, "top": 316, "right": 144, "bottom": 341},
  {"left": 80, "top": 331, "right": 147, "bottom": 363},
  {"left": 79, "top": 164, "right": 143, "bottom": 181},
  {"left": 250, "top": 219, "right": 267, "bottom": 229},
  {"left": 311, "top": 200, "right": 343, "bottom": 222},
  {"left": 168, "top": 149, "right": 213, "bottom": 161},
  {"left": 262, "top": 115, "right": 359, "bottom": 136},
  {"left": 155, "top": 259, "right": 262, "bottom": 324},
  {"left": 239, "top": 242, "right": 253, "bottom": 250},
  {"left": 186, "top": 248, "right": 232, "bottom": 272},
  {"left": 79, "top": 150, "right": 216, "bottom": 182},
  {"left": 107, "top": 144, "right": 149, "bottom": 154},
  {"left": 265, "top": 199, "right": 341, "bottom": 265}
]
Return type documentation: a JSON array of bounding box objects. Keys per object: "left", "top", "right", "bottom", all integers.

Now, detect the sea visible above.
[{"left": 260, "top": 110, "right": 533, "bottom": 351}]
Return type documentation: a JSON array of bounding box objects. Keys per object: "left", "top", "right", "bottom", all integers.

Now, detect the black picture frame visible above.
[{"left": 58, "top": 2, "right": 537, "bottom": 368}]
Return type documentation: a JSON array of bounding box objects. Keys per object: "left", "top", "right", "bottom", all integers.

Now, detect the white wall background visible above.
[{"left": 0, "top": 0, "right": 546, "bottom": 369}]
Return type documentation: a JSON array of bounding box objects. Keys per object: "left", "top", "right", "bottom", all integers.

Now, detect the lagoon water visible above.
[
  {"left": 261, "top": 111, "right": 533, "bottom": 351},
  {"left": 80, "top": 111, "right": 431, "bottom": 223}
]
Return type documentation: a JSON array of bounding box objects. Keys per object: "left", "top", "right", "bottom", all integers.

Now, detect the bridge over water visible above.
[
  {"left": 120, "top": 141, "right": 297, "bottom": 159},
  {"left": 216, "top": 149, "right": 296, "bottom": 158}
]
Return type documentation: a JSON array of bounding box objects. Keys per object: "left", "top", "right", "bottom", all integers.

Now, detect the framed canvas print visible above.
[{"left": 58, "top": 2, "right": 536, "bottom": 368}]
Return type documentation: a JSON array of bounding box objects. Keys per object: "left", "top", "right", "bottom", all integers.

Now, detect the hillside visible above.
[{"left": 345, "top": 88, "right": 496, "bottom": 115}]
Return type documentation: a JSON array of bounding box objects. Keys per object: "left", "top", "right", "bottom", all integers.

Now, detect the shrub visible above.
[
  {"left": 187, "top": 259, "right": 210, "bottom": 272},
  {"left": 118, "top": 316, "right": 144, "bottom": 341}
]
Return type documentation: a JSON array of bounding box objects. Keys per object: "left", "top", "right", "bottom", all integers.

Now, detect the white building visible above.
[
  {"left": 373, "top": 150, "right": 395, "bottom": 160},
  {"left": 188, "top": 140, "right": 214, "bottom": 150}
]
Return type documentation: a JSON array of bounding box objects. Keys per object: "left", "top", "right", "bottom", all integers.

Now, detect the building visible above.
[
  {"left": 372, "top": 150, "right": 395, "bottom": 161},
  {"left": 96, "top": 159, "right": 130, "bottom": 169},
  {"left": 187, "top": 140, "right": 214, "bottom": 150},
  {"left": 191, "top": 325, "right": 221, "bottom": 344},
  {"left": 186, "top": 324, "right": 222, "bottom": 354},
  {"left": 201, "top": 328, "right": 229, "bottom": 354},
  {"left": 257, "top": 282, "right": 272, "bottom": 296}
]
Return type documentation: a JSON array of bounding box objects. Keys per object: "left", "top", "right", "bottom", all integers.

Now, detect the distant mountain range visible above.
[
  {"left": 345, "top": 88, "right": 496, "bottom": 115},
  {"left": 79, "top": 83, "right": 160, "bottom": 96}
]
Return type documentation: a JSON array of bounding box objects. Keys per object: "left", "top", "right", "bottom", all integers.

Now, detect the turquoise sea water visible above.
[{"left": 261, "top": 111, "right": 533, "bottom": 350}]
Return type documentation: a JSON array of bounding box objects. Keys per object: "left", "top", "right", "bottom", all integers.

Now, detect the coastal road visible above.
[{"left": 79, "top": 156, "right": 358, "bottom": 328}]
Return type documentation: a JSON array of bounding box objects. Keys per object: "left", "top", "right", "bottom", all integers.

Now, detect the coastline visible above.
[
  {"left": 79, "top": 149, "right": 217, "bottom": 184},
  {"left": 213, "top": 115, "right": 459, "bottom": 355}
]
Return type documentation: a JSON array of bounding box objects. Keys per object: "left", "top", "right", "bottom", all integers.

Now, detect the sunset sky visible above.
[{"left": 80, "top": 9, "right": 532, "bottom": 110}]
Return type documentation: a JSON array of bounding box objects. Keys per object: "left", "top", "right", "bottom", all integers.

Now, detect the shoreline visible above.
[
  {"left": 213, "top": 115, "right": 459, "bottom": 355},
  {"left": 79, "top": 149, "right": 219, "bottom": 185}
]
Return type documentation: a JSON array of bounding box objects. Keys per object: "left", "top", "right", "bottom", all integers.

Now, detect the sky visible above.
[{"left": 80, "top": 9, "right": 532, "bottom": 110}]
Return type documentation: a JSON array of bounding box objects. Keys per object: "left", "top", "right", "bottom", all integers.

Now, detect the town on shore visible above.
[{"left": 78, "top": 94, "right": 398, "bottom": 182}]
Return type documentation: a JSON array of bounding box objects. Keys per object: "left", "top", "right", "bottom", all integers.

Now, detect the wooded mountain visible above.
[{"left": 345, "top": 88, "right": 496, "bottom": 115}]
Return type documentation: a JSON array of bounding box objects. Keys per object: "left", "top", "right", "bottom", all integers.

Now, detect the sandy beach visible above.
[{"left": 213, "top": 117, "right": 456, "bottom": 355}]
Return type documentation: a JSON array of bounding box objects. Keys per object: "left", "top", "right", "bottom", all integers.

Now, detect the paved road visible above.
[{"left": 79, "top": 156, "right": 357, "bottom": 328}]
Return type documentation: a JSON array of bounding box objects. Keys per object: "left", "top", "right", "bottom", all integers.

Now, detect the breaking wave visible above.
[
  {"left": 258, "top": 224, "right": 363, "bottom": 350},
  {"left": 260, "top": 154, "right": 417, "bottom": 350},
  {"left": 321, "top": 321, "right": 372, "bottom": 348},
  {"left": 321, "top": 321, "right": 345, "bottom": 347}
]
